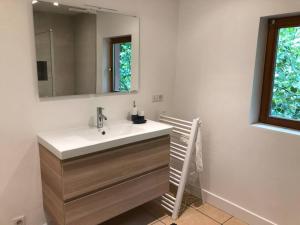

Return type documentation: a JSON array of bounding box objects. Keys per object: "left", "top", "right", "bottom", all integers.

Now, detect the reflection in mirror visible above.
[
  {"left": 35, "top": 30, "right": 54, "bottom": 97},
  {"left": 110, "top": 35, "right": 132, "bottom": 92},
  {"left": 32, "top": 1, "right": 139, "bottom": 98},
  {"left": 97, "top": 12, "right": 139, "bottom": 94}
]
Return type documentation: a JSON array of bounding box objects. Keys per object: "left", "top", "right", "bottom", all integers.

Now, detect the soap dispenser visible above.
[
  {"left": 131, "top": 101, "right": 147, "bottom": 124},
  {"left": 131, "top": 101, "right": 138, "bottom": 121}
]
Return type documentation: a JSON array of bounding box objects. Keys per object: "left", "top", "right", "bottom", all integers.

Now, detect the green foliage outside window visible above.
[
  {"left": 271, "top": 27, "right": 300, "bottom": 120},
  {"left": 119, "top": 42, "right": 132, "bottom": 92}
]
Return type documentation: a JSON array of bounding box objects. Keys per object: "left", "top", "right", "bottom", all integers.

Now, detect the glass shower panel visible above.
[{"left": 35, "top": 30, "right": 54, "bottom": 97}]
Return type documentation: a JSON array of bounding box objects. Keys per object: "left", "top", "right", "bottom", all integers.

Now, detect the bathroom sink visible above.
[{"left": 38, "top": 120, "right": 173, "bottom": 160}]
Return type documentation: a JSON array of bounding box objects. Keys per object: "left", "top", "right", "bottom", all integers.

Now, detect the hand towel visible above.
[
  {"left": 179, "top": 125, "right": 203, "bottom": 172},
  {"left": 195, "top": 126, "right": 203, "bottom": 172}
]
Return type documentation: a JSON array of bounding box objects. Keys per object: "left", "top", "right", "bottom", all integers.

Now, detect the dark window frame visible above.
[{"left": 259, "top": 16, "right": 300, "bottom": 130}]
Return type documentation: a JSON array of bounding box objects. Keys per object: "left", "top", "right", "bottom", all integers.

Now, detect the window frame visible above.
[
  {"left": 109, "top": 35, "right": 132, "bottom": 92},
  {"left": 259, "top": 16, "right": 300, "bottom": 130}
]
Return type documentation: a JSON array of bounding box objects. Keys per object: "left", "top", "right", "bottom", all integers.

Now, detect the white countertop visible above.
[{"left": 37, "top": 120, "right": 173, "bottom": 160}]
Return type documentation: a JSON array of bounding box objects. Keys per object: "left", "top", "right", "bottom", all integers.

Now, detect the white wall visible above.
[
  {"left": 74, "top": 13, "right": 97, "bottom": 95},
  {"left": 172, "top": 0, "right": 300, "bottom": 225},
  {"left": 0, "top": 0, "right": 178, "bottom": 224}
]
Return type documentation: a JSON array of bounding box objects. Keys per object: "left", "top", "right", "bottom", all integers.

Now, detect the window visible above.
[
  {"left": 109, "top": 35, "right": 132, "bottom": 92},
  {"left": 260, "top": 16, "right": 300, "bottom": 130}
]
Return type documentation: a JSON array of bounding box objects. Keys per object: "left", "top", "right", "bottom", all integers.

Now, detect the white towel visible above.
[
  {"left": 179, "top": 125, "right": 203, "bottom": 172},
  {"left": 195, "top": 126, "right": 203, "bottom": 172}
]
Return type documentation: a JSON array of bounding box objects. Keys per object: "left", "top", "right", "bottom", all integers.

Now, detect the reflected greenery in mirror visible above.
[{"left": 118, "top": 42, "right": 132, "bottom": 92}]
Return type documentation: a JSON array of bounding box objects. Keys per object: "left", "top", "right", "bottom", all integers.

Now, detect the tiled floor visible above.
[{"left": 102, "top": 200, "right": 248, "bottom": 225}]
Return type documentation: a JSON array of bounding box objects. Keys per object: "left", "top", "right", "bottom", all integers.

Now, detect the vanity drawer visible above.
[
  {"left": 64, "top": 167, "right": 169, "bottom": 225},
  {"left": 62, "top": 135, "right": 170, "bottom": 200}
]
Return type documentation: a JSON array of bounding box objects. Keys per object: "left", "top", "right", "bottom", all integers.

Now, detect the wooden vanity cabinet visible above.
[{"left": 39, "top": 135, "right": 170, "bottom": 225}]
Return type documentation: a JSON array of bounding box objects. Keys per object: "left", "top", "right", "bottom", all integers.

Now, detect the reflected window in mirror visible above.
[{"left": 110, "top": 35, "right": 132, "bottom": 92}]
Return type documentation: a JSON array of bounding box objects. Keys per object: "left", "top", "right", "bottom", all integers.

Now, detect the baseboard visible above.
[{"left": 201, "top": 189, "right": 278, "bottom": 225}]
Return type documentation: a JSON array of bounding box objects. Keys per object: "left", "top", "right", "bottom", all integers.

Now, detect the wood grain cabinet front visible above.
[{"left": 39, "top": 135, "right": 170, "bottom": 225}]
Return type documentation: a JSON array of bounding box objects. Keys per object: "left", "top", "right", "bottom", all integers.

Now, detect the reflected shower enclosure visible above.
[{"left": 35, "top": 30, "right": 54, "bottom": 97}]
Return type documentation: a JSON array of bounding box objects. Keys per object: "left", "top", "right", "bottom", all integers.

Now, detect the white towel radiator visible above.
[{"left": 159, "top": 114, "right": 201, "bottom": 221}]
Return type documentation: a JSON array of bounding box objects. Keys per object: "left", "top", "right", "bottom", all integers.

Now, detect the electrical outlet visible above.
[
  {"left": 152, "top": 94, "right": 164, "bottom": 102},
  {"left": 12, "top": 216, "right": 25, "bottom": 225}
]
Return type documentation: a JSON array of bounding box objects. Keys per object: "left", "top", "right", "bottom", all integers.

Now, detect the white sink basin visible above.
[{"left": 38, "top": 120, "right": 173, "bottom": 160}]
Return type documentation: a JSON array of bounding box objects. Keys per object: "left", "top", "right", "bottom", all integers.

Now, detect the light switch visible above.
[{"left": 152, "top": 94, "right": 164, "bottom": 102}]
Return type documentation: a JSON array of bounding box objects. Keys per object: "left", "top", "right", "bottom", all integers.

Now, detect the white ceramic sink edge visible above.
[{"left": 37, "top": 120, "right": 173, "bottom": 160}]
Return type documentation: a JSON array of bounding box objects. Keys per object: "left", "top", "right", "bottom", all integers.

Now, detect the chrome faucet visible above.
[{"left": 97, "top": 107, "right": 107, "bottom": 129}]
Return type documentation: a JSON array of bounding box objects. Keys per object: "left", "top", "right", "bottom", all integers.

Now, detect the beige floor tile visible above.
[
  {"left": 101, "top": 206, "right": 163, "bottom": 225},
  {"left": 192, "top": 203, "right": 232, "bottom": 223},
  {"left": 151, "top": 222, "right": 165, "bottom": 225},
  {"left": 161, "top": 207, "right": 220, "bottom": 225},
  {"left": 224, "top": 217, "right": 248, "bottom": 225}
]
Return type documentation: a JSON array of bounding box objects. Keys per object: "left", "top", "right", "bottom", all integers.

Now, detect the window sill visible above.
[{"left": 252, "top": 123, "right": 300, "bottom": 137}]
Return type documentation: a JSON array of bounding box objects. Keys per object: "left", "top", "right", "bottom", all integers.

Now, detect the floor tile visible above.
[
  {"left": 151, "top": 222, "right": 165, "bottom": 225},
  {"left": 161, "top": 207, "right": 220, "bottom": 225},
  {"left": 101, "top": 206, "right": 163, "bottom": 225},
  {"left": 223, "top": 217, "right": 248, "bottom": 225},
  {"left": 192, "top": 203, "right": 232, "bottom": 223}
]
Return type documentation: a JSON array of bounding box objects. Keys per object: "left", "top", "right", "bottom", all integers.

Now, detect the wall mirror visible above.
[{"left": 32, "top": 1, "right": 140, "bottom": 98}]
